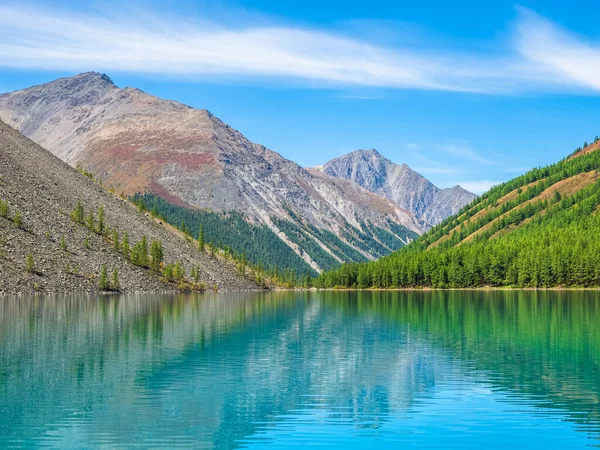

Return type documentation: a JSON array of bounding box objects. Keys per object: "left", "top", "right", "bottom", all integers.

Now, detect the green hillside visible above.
[
  {"left": 131, "top": 193, "right": 418, "bottom": 279},
  {"left": 315, "top": 141, "right": 600, "bottom": 288}
]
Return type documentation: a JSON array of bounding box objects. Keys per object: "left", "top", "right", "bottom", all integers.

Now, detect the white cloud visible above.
[
  {"left": 455, "top": 180, "right": 502, "bottom": 195},
  {"left": 514, "top": 8, "right": 600, "bottom": 91},
  {"left": 0, "top": 4, "right": 598, "bottom": 94},
  {"left": 406, "top": 143, "right": 420, "bottom": 150},
  {"left": 0, "top": 4, "right": 486, "bottom": 91}
]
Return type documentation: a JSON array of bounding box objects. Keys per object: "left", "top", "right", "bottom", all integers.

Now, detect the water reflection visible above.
[{"left": 1, "top": 291, "right": 599, "bottom": 448}]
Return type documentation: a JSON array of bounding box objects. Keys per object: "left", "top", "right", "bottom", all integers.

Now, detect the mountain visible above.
[
  {"left": 0, "top": 72, "right": 423, "bottom": 274},
  {"left": 319, "top": 149, "right": 476, "bottom": 227},
  {"left": 316, "top": 141, "right": 600, "bottom": 288},
  {"left": 0, "top": 119, "right": 258, "bottom": 294}
]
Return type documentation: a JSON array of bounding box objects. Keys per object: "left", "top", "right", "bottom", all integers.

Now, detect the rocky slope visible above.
[
  {"left": 0, "top": 119, "right": 258, "bottom": 294},
  {"left": 319, "top": 149, "right": 476, "bottom": 227},
  {"left": 0, "top": 72, "right": 423, "bottom": 272}
]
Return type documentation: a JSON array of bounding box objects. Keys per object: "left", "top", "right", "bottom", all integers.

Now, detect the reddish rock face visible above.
[{"left": 0, "top": 72, "right": 426, "bottom": 271}]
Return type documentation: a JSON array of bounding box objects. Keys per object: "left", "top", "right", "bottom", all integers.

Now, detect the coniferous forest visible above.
[
  {"left": 314, "top": 144, "right": 600, "bottom": 289},
  {"left": 131, "top": 193, "right": 316, "bottom": 277}
]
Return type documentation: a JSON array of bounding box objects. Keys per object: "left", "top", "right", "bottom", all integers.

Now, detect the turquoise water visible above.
[{"left": 1, "top": 291, "right": 600, "bottom": 449}]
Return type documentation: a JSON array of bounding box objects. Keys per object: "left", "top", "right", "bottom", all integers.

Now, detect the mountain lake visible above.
[{"left": 1, "top": 291, "right": 599, "bottom": 449}]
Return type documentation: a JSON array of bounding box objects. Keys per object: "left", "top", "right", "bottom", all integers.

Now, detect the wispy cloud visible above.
[
  {"left": 0, "top": 4, "right": 599, "bottom": 93},
  {"left": 514, "top": 7, "right": 600, "bottom": 91},
  {"left": 0, "top": 3, "right": 491, "bottom": 91},
  {"left": 455, "top": 180, "right": 501, "bottom": 195},
  {"left": 444, "top": 145, "right": 496, "bottom": 165}
]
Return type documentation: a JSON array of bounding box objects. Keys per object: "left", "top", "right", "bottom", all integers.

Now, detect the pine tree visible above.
[
  {"left": 97, "top": 205, "right": 105, "bottom": 235},
  {"left": 60, "top": 236, "right": 67, "bottom": 251},
  {"left": 198, "top": 223, "right": 205, "bottom": 252},
  {"left": 13, "top": 211, "right": 22, "bottom": 228},
  {"left": 84, "top": 237, "right": 90, "bottom": 250},
  {"left": 87, "top": 210, "right": 95, "bottom": 230},
  {"left": 174, "top": 261, "right": 184, "bottom": 281},
  {"left": 112, "top": 230, "right": 119, "bottom": 251},
  {"left": 131, "top": 236, "right": 149, "bottom": 267},
  {"left": 112, "top": 268, "right": 120, "bottom": 291},
  {"left": 99, "top": 265, "right": 108, "bottom": 290},
  {"left": 163, "top": 263, "right": 174, "bottom": 282},
  {"left": 26, "top": 254, "right": 35, "bottom": 273},
  {"left": 0, "top": 199, "right": 8, "bottom": 218},
  {"left": 71, "top": 200, "right": 84, "bottom": 224},
  {"left": 150, "top": 240, "right": 164, "bottom": 272},
  {"left": 122, "top": 232, "right": 130, "bottom": 259}
]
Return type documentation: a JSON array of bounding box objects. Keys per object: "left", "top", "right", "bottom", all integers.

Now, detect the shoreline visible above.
[{"left": 273, "top": 286, "right": 600, "bottom": 292}]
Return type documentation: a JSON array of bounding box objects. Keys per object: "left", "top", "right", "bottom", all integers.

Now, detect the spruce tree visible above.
[
  {"left": 99, "top": 265, "right": 108, "bottom": 290},
  {"left": 150, "top": 240, "right": 163, "bottom": 272},
  {"left": 112, "top": 230, "right": 119, "bottom": 251},
  {"left": 0, "top": 199, "right": 8, "bottom": 218},
  {"left": 163, "top": 263, "right": 174, "bottom": 282},
  {"left": 26, "top": 254, "right": 35, "bottom": 273},
  {"left": 553, "top": 191, "right": 562, "bottom": 203},
  {"left": 71, "top": 200, "right": 84, "bottom": 224},
  {"left": 131, "top": 236, "right": 149, "bottom": 267},
  {"left": 198, "top": 224, "right": 205, "bottom": 252},
  {"left": 97, "top": 205, "right": 105, "bottom": 235},
  {"left": 87, "top": 210, "right": 94, "bottom": 230},
  {"left": 112, "top": 268, "right": 120, "bottom": 291},
  {"left": 174, "top": 261, "right": 184, "bottom": 281},
  {"left": 122, "top": 232, "right": 130, "bottom": 259},
  {"left": 13, "top": 211, "right": 22, "bottom": 228}
]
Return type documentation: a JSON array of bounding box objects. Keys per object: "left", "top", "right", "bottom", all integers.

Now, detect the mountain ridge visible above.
[
  {"left": 318, "top": 149, "right": 476, "bottom": 227},
  {"left": 0, "top": 72, "right": 472, "bottom": 274},
  {"left": 0, "top": 72, "right": 425, "bottom": 273}
]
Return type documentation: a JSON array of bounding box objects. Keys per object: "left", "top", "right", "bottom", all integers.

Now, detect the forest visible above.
[
  {"left": 314, "top": 144, "right": 600, "bottom": 289},
  {"left": 131, "top": 193, "right": 418, "bottom": 280},
  {"left": 130, "top": 193, "right": 316, "bottom": 277}
]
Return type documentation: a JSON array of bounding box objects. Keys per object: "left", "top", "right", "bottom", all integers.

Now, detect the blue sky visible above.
[{"left": 1, "top": 0, "right": 600, "bottom": 193}]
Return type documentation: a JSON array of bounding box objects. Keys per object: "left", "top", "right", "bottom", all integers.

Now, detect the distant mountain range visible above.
[{"left": 0, "top": 72, "right": 475, "bottom": 274}]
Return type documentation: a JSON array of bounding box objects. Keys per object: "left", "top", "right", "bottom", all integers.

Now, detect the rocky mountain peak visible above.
[
  {"left": 76, "top": 71, "right": 115, "bottom": 85},
  {"left": 322, "top": 149, "right": 394, "bottom": 193},
  {"left": 321, "top": 150, "right": 476, "bottom": 227},
  {"left": 42, "top": 71, "right": 117, "bottom": 96}
]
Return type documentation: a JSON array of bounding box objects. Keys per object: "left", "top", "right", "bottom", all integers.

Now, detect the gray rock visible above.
[
  {"left": 0, "top": 119, "right": 258, "bottom": 294},
  {"left": 320, "top": 149, "right": 476, "bottom": 227}
]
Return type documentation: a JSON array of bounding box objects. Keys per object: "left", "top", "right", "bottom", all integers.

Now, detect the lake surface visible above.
[{"left": 1, "top": 291, "right": 600, "bottom": 449}]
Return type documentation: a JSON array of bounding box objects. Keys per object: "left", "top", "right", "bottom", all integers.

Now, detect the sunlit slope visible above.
[{"left": 316, "top": 141, "right": 600, "bottom": 288}]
